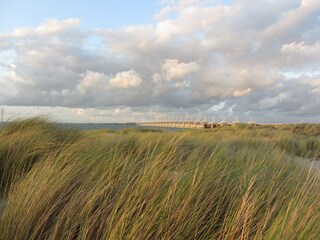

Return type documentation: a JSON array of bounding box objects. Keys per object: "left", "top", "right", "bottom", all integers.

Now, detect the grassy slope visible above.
[
  {"left": 0, "top": 118, "right": 81, "bottom": 197},
  {"left": 0, "top": 120, "right": 319, "bottom": 239}
]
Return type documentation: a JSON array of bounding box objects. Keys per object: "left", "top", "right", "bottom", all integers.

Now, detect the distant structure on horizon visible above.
[{"left": 137, "top": 117, "right": 260, "bottom": 129}]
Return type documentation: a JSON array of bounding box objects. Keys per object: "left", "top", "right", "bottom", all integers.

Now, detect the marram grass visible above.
[
  {"left": 0, "top": 119, "right": 319, "bottom": 239},
  {"left": 0, "top": 117, "right": 81, "bottom": 196}
]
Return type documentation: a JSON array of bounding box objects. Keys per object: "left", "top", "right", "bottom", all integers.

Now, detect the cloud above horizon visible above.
[{"left": 0, "top": 0, "right": 319, "bottom": 122}]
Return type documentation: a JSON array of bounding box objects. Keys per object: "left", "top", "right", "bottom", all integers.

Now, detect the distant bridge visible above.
[{"left": 137, "top": 121, "right": 243, "bottom": 129}]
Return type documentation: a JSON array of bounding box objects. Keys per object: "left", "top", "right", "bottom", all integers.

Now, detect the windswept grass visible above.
[
  {"left": 0, "top": 119, "right": 319, "bottom": 239},
  {"left": 0, "top": 117, "right": 81, "bottom": 196}
]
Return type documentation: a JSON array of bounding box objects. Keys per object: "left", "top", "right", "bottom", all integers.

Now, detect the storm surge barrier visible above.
[{"left": 137, "top": 121, "right": 240, "bottom": 129}]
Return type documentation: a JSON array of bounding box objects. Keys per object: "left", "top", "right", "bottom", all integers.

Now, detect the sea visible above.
[
  {"left": 0, "top": 122, "right": 179, "bottom": 131},
  {"left": 60, "top": 123, "right": 138, "bottom": 130}
]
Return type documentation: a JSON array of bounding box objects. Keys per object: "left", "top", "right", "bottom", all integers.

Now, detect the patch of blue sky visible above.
[
  {"left": 0, "top": 49, "right": 17, "bottom": 70},
  {"left": 0, "top": 0, "right": 159, "bottom": 33},
  {"left": 82, "top": 35, "right": 105, "bottom": 52},
  {"left": 283, "top": 70, "right": 320, "bottom": 79},
  {"left": 195, "top": 32, "right": 205, "bottom": 40},
  {"left": 0, "top": 0, "right": 238, "bottom": 33},
  {"left": 282, "top": 71, "right": 302, "bottom": 79},
  {"left": 222, "top": 0, "right": 233, "bottom": 5},
  {"left": 209, "top": 102, "right": 226, "bottom": 112}
]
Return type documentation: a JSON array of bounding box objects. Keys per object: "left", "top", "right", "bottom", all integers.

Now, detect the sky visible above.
[{"left": 0, "top": 0, "right": 320, "bottom": 123}]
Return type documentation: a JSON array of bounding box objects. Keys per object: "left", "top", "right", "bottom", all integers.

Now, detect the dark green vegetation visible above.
[{"left": 0, "top": 119, "right": 319, "bottom": 239}]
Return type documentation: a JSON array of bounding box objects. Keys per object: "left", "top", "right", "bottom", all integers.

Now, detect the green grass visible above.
[
  {"left": 0, "top": 119, "right": 319, "bottom": 239},
  {"left": 0, "top": 117, "right": 81, "bottom": 197}
]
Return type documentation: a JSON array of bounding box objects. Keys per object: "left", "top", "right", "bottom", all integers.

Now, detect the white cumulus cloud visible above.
[
  {"left": 233, "top": 88, "right": 252, "bottom": 97},
  {"left": 157, "top": 59, "right": 201, "bottom": 82},
  {"left": 109, "top": 70, "right": 143, "bottom": 88},
  {"left": 77, "top": 71, "right": 108, "bottom": 95}
]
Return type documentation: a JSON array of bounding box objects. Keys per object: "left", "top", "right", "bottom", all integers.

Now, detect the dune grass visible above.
[
  {"left": 0, "top": 120, "right": 319, "bottom": 239},
  {"left": 0, "top": 118, "right": 81, "bottom": 197}
]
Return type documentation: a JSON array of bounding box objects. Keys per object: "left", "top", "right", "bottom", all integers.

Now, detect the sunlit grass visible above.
[{"left": 0, "top": 119, "right": 319, "bottom": 239}]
